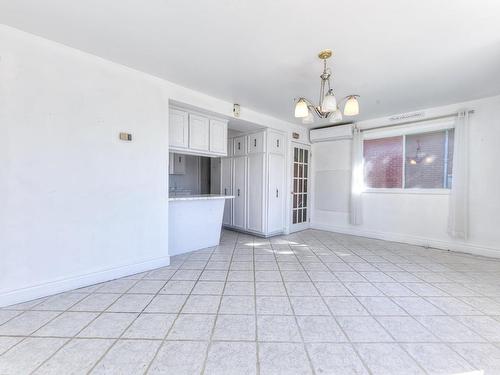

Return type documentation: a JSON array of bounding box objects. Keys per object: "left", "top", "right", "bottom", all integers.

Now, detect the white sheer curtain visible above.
[
  {"left": 350, "top": 127, "right": 364, "bottom": 225},
  {"left": 448, "top": 110, "right": 470, "bottom": 239}
]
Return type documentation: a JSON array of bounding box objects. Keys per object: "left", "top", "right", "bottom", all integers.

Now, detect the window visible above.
[{"left": 363, "top": 129, "right": 454, "bottom": 190}]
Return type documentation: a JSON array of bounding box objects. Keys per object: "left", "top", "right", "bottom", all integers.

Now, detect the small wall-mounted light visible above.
[
  {"left": 233, "top": 104, "right": 241, "bottom": 118},
  {"left": 119, "top": 132, "right": 132, "bottom": 141}
]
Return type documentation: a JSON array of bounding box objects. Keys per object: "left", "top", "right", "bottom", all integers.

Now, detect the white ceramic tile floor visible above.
[{"left": 1, "top": 229, "right": 500, "bottom": 374}]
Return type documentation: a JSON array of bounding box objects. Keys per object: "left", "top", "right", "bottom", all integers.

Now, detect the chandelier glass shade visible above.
[{"left": 294, "top": 50, "right": 360, "bottom": 123}]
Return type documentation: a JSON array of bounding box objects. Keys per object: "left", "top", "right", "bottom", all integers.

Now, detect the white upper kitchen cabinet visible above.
[
  {"left": 169, "top": 107, "right": 228, "bottom": 157},
  {"left": 248, "top": 132, "right": 265, "bottom": 154},
  {"left": 209, "top": 119, "right": 228, "bottom": 154},
  {"left": 189, "top": 114, "right": 210, "bottom": 152},
  {"left": 233, "top": 136, "right": 247, "bottom": 156},
  {"left": 267, "top": 131, "right": 285, "bottom": 155},
  {"left": 169, "top": 109, "right": 189, "bottom": 149}
]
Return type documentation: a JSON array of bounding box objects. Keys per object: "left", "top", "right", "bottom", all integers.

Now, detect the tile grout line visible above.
[
  {"left": 294, "top": 231, "right": 374, "bottom": 375},
  {"left": 30, "top": 276, "right": 148, "bottom": 374},
  {"left": 142, "top": 250, "right": 206, "bottom": 374},
  {"left": 83, "top": 266, "right": 182, "bottom": 374},
  {"left": 308, "top": 230, "right": 482, "bottom": 373},
  {"left": 198, "top": 232, "right": 238, "bottom": 374},
  {"left": 273, "top": 237, "right": 318, "bottom": 375}
]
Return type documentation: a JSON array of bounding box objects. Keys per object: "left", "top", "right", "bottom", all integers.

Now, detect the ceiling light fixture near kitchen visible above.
[{"left": 294, "top": 49, "right": 360, "bottom": 124}]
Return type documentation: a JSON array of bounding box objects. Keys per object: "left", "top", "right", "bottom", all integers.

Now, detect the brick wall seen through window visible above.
[{"left": 363, "top": 129, "right": 454, "bottom": 189}]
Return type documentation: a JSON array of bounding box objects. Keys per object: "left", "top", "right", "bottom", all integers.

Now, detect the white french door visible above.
[{"left": 290, "top": 143, "right": 311, "bottom": 232}]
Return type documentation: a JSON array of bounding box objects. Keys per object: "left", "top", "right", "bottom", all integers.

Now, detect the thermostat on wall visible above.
[{"left": 119, "top": 132, "right": 132, "bottom": 141}]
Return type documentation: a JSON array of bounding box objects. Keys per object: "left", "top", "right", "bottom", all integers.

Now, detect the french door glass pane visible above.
[{"left": 292, "top": 145, "right": 310, "bottom": 228}]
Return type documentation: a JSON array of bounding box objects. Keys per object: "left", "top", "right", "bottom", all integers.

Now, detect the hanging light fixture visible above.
[
  {"left": 294, "top": 49, "right": 360, "bottom": 123},
  {"left": 408, "top": 140, "right": 426, "bottom": 165}
]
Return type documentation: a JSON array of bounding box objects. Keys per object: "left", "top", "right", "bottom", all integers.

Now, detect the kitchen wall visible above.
[
  {"left": 0, "top": 25, "right": 305, "bottom": 306},
  {"left": 311, "top": 95, "right": 500, "bottom": 257}
]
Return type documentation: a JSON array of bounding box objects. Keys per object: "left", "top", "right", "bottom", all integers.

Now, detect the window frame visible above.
[{"left": 362, "top": 118, "right": 455, "bottom": 195}]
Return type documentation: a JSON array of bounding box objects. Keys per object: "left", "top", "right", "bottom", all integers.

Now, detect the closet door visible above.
[
  {"left": 267, "top": 153, "right": 285, "bottom": 233},
  {"left": 232, "top": 156, "right": 247, "bottom": 229},
  {"left": 221, "top": 158, "right": 233, "bottom": 226},
  {"left": 247, "top": 153, "right": 265, "bottom": 233}
]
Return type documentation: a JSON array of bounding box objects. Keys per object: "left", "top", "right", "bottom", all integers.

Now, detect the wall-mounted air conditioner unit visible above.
[{"left": 310, "top": 124, "right": 353, "bottom": 143}]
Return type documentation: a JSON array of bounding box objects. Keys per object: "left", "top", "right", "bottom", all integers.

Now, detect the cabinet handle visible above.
[
  {"left": 237, "top": 188, "right": 240, "bottom": 197},
  {"left": 238, "top": 142, "right": 241, "bottom": 150},
  {"left": 224, "top": 188, "right": 227, "bottom": 195},
  {"left": 178, "top": 156, "right": 181, "bottom": 163},
  {"left": 276, "top": 189, "right": 279, "bottom": 198},
  {"left": 277, "top": 139, "right": 280, "bottom": 148},
  {"left": 254, "top": 139, "right": 257, "bottom": 147}
]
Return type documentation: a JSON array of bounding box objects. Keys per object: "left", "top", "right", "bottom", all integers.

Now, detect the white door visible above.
[
  {"left": 290, "top": 143, "right": 311, "bottom": 233},
  {"left": 268, "top": 153, "right": 285, "bottom": 233},
  {"left": 169, "top": 109, "right": 189, "bottom": 149},
  {"left": 189, "top": 114, "right": 210, "bottom": 151},
  {"left": 221, "top": 158, "right": 233, "bottom": 226},
  {"left": 247, "top": 153, "right": 265, "bottom": 232},
  {"left": 209, "top": 119, "right": 228, "bottom": 154},
  {"left": 233, "top": 156, "right": 247, "bottom": 229}
]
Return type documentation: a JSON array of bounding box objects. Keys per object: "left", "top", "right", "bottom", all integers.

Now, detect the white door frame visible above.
[{"left": 289, "top": 142, "right": 311, "bottom": 233}]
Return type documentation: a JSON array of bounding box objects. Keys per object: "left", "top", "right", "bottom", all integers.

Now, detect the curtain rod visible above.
[{"left": 357, "top": 109, "right": 474, "bottom": 132}]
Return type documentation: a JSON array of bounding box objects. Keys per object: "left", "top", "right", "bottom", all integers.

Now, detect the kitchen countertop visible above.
[{"left": 168, "top": 194, "right": 235, "bottom": 201}]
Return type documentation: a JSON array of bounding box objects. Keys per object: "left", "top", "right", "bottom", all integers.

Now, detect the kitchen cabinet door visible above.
[
  {"left": 267, "top": 153, "right": 285, "bottom": 233},
  {"left": 169, "top": 109, "right": 189, "bottom": 149},
  {"left": 232, "top": 156, "right": 247, "bottom": 229},
  {"left": 209, "top": 119, "right": 228, "bottom": 154},
  {"left": 221, "top": 158, "right": 233, "bottom": 226},
  {"left": 268, "top": 131, "right": 285, "bottom": 155},
  {"left": 189, "top": 114, "right": 210, "bottom": 151},
  {"left": 233, "top": 136, "right": 247, "bottom": 156},
  {"left": 247, "top": 153, "right": 265, "bottom": 232},
  {"left": 248, "top": 132, "right": 265, "bottom": 154}
]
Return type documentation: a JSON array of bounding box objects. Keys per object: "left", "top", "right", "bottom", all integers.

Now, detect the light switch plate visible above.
[{"left": 119, "top": 132, "right": 132, "bottom": 141}]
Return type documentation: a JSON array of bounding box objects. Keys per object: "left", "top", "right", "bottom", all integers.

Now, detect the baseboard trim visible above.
[
  {"left": 311, "top": 222, "right": 500, "bottom": 259},
  {"left": 0, "top": 256, "right": 170, "bottom": 308}
]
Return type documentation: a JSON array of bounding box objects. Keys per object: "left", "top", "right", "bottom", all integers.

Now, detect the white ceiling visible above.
[{"left": 1, "top": 0, "right": 499, "bottom": 126}]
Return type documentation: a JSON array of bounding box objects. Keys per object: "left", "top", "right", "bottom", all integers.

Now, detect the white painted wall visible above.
[
  {"left": 0, "top": 25, "right": 305, "bottom": 306},
  {"left": 0, "top": 26, "right": 171, "bottom": 306},
  {"left": 311, "top": 95, "right": 500, "bottom": 257}
]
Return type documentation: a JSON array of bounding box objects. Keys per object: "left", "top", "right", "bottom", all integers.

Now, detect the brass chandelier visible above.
[{"left": 294, "top": 49, "right": 360, "bottom": 124}]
